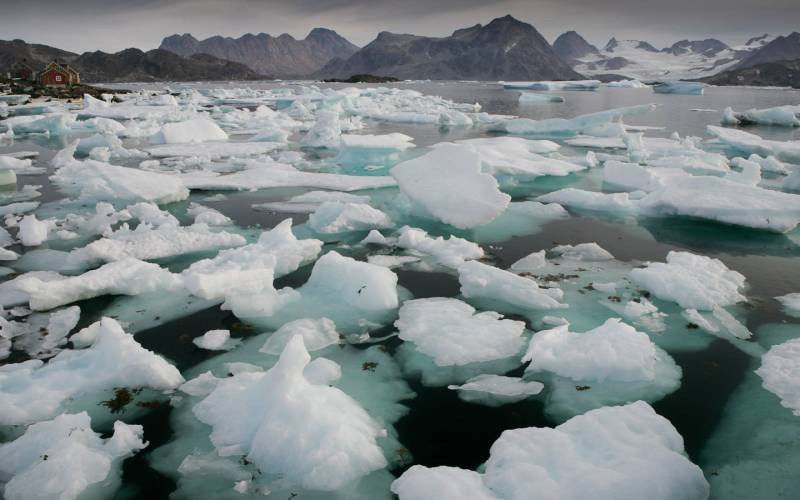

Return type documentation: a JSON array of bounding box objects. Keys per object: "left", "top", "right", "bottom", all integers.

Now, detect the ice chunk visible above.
[
  {"left": 149, "top": 117, "right": 228, "bottom": 144},
  {"left": 396, "top": 298, "right": 526, "bottom": 366},
  {"left": 18, "top": 214, "right": 50, "bottom": 246},
  {"left": 607, "top": 79, "right": 649, "bottom": 88},
  {"left": 727, "top": 157, "right": 762, "bottom": 185},
  {"left": 458, "top": 260, "right": 566, "bottom": 315},
  {"left": 723, "top": 105, "right": 800, "bottom": 127},
  {"left": 448, "top": 374, "right": 543, "bottom": 406},
  {"left": 638, "top": 175, "right": 800, "bottom": 232},
  {"left": 187, "top": 203, "right": 231, "bottom": 226},
  {"left": 192, "top": 336, "right": 387, "bottom": 490},
  {"left": 449, "top": 137, "right": 583, "bottom": 178},
  {"left": 776, "top": 293, "right": 800, "bottom": 318},
  {"left": 301, "top": 109, "right": 341, "bottom": 148},
  {"left": 341, "top": 133, "right": 415, "bottom": 150},
  {"left": 0, "top": 317, "right": 183, "bottom": 425},
  {"left": 225, "top": 251, "right": 399, "bottom": 333},
  {"left": 179, "top": 161, "right": 396, "bottom": 192},
  {"left": 193, "top": 329, "right": 238, "bottom": 351},
  {"left": 510, "top": 250, "right": 546, "bottom": 273},
  {"left": 707, "top": 125, "right": 800, "bottom": 164},
  {"left": 253, "top": 190, "right": 370, "bottom": 213},
  {"left": 551, "top": 243, "right": 614, "bottom": 261},
  {"left": 145, "top": 141, "right": 281, "bottom": 159},
  {"left": 73, "top": 223, "right": 246, "bottom": 263},
  {"left": 182, "top": 219, "right": 321, "bottom": 300},
  {"left": 492, "top": 104, "right": 656, "bottom": 136},
  {"left": 308, "top": 201, "right": 393, "bottom": 234},
  {"left": 259, "top": 317, "right": 339, "bottom": 355},
  {"left": 524, "top": 319, "right": 664, "bottom": 382},
  {"left": 392, "top": 401, "right": 708, "bottom": 500},
  {"left": 52, "top": 151, "right": 189, "bottom": 203},
  {"left": 392, "top": 466, "right": 499, "bottom": 500},
  {"left": 503, "top": 80, "right": 601, "bottom": 90},
  {"left": 0, "top": 412, "right": 146, "bottom": 500},
  {"left": 536, "top": 188, "right": 636, "bottom": 212},
  {"left": 391, "top": 144, "right": 511, "bottom": 229},
  {"left": 756, "top": 338, "right": 800, "bottom": 416},
  {"left": 396, "top": 226, "right": 484, "bottom": 268},
  {"left": 15, "top": 258, "right": 182, "bottom": 311},
  {"left": 518, "top": 92, "right": 565, "bottom": 103},
  {"left": 653, "top": 81, "right": 705, "bottom": 95},
  {"left": 630, "top": 251, "right": 746, "bottom": 310}
]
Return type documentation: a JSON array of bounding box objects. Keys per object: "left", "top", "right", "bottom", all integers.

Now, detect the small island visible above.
[{"left": 322, "top": 74, "right": 400, "bottom": 83}]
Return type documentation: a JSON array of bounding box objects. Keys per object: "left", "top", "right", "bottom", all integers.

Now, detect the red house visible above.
[{"left": 36, "top": 61, "right": 80, "bottom": 86}]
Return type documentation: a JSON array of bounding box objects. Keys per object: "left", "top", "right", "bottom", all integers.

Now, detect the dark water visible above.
[{"left": 2, "top": 81, "right": 800, "bottom": 498}]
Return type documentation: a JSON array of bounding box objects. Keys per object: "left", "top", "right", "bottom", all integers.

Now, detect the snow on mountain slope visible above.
[{"left": 570, "top": 36, "right": 768, "bottom": 80}]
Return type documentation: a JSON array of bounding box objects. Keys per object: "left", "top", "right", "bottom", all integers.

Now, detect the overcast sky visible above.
[{"left": 3, "top": 0, "right": 798, "bottom": 53}]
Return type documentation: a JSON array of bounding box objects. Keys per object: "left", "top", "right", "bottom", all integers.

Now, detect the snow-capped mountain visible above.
[{"left": 561, "top": 32, "right": 774, "bottom": 80}]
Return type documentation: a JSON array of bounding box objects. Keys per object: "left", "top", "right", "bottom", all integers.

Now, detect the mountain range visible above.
[
  {"left": 0, "top": 39, "right": 263, "bottom": 82},
  {"left": 313, "top": 15, "right": 581, "bottom": 81},
  {"left": 3, "top": 15, "right": 798, "bottom": 86},
  {"left": 159, "top": 28, "right": 359, "bottom": 78},
  {"left": 552, "top": 29, "right": 799, "bottom": 81}
]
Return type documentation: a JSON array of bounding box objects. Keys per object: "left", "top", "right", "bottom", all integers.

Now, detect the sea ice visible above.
[
  {"left": 775, "top": 293, "right": 800, "bottom": 317},
  {"left": 653, "top": 81, "right": 705, "bottom": 95},
  {"left": 447, "top": 374, "right": 544, "bottom": 406},
  {"left": 458, "top": 260, "right": 566, "bottom": 316},
  {"left": 192, "top": 336, "right": 388, "bottom": 490},
  {"left": 308, "top": 201, "right": 393, "bottom": 234},
  {"left": 391, "top": 401, "right": 709, "bottom": 500},
  {"left": 756, "top": 338, "right": 800, "bottom": 416},
  {"left": 396, "top": 298, "right": 526, "bottom": 366},
  {"left": 629, "top": 251, "right": 746, "bottom": 310},
  {"left": 0, "top": 317, "right": 183, "bottom": 425},
  {"left": 391, "top": 144, "right": 511, "bottom": 229},
  {"left": 149, "top": 117, "right": 229, "bottom": 144},
  {"left": 15, "top": 258, "right": 182, "bottom": 311},
  {"left": 0, "top": 412, "right": 147, "bottom": 500},
  {"left": 259, "top": 317, "right": 340, "bottom": 355},
  {"left": 193, "top": 329, "right": 238, "bottom": 351}
]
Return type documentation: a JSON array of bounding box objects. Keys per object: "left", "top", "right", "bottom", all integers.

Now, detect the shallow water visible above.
[{"left": 2, "top": 81, "right": 800, "bottom": 499}]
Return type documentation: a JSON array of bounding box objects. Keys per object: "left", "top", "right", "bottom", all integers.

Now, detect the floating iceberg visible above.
[
  {"left": 447, "top": 374, "right": 543, "bottom": 406},
  {"left": 149, "top": 117, "right": 229, "bottom": 144},
  {"left": 396, "top": 226, "right": 484, "bottom": 268},
  {"left": 721, "top": 105, "right": 800, "bottom": 127},
  {"left": 492, "top": 104, "right": 656, "bottom": 136},
  {"left": 0, "top": 317, "right": 183, "bottom": 425},
  {"left": 458, "top": 260, "right": 566, "bottom": 315},
  {"left": 707, "top": 125, "right": 800, "bottom": 164},
  {"left": 395, "top": 298, "right": 526, "bottom": 366},
  {"left": 0, "top": 412, "right": 147, "bottom": 500},
  {"left": 607, "top": 79, "right": 648, "bottom": 88},
  {"left": 518, "top": 92, "right": 565, "bottom": 103},
  {"left": 776, "top": 293, "right": 800, "bottom": 317},
  {"left": 652, "top": 81, "right": 705, "bottom": 95},
  {"left": 391, "top": 144, "right": 510, "bottom": 229},
  {"left": 308, "top": 201, "right": 393, "bottom": 234},
  {"left": 638, "top": 175, "right": 800, "bottom": 232},
  {"left": 192, "top": 336, "right": 388, "bottom": 491},
  {"left": 756, "top": 338, "right": 800, "bottom": 416},
  {"left": 52, "top": 146, "right": 189, "bottom": 204},
  {"left": 630, "top": 251, "right": 746, "bottom": 310},
  {"left": 502, "top": 80, "right": 601, "bottom": 91},
  {"left": 182, "top": 219, "right": 321, "bottom": 300},
  {"left": 16, "top": 258, "right": 182, "bottom": 311},
  {"left": 73, "top": 223, "right": 246, "bottom": 264},
  {"left": 391, "top": 401, "right": 709, "bottom": 500}
]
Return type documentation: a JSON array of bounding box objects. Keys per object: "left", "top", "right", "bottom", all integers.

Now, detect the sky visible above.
[{"left": 3, "top": 0, "right": 798, "bottom": 54}]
